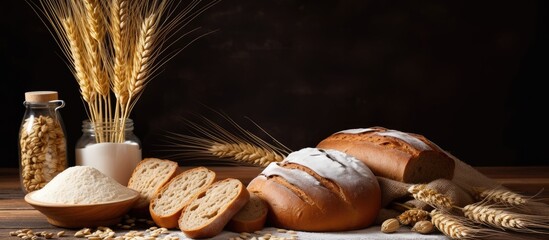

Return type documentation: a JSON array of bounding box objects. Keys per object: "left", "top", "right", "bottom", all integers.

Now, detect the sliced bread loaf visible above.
[
  {"left": 317, "top": 127, "right": 455, "bottom": 183},
  {"left": 150, "top": 167, "right": 216, "bottom": 228},
  {"left": 225, "top": 191, "right": 268, "bottom": 233},
  {"left": 179, "top": 178, "right": 250, "bottom": 239},
  {"left": 127, "top": 158, "right": 179, "bottom": 215}
]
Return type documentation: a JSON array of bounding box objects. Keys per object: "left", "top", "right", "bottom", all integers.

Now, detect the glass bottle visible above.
[
  {"left": 18, "top": 91, "right": 68, "bottom": 193},
  {"left": 75, "top": 118, "right": 142, "bottom": 186}
]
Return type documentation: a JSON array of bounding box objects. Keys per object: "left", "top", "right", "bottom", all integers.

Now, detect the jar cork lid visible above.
[{"left": 25, "top": 91, "right": 59, "bottom": 103}]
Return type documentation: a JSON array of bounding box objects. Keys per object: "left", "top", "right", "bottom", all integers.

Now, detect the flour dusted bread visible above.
[
  {"left": 179, "top": 178, "right": 250, "bottom": 239},
  {"left": 127, "top": 158, "right": 179, "bottom": 215},
  {"left": 225, "top": 192, "right": 268, "bottom": 233},
  {"left": 316, "top": 127, "right": 455, "bottom": 183},
  {"left": 247, "top": 147, "right": 381, "bottom": 232},
  {"left": 150, "top": 167, "right": 216, "bottom": 229}
]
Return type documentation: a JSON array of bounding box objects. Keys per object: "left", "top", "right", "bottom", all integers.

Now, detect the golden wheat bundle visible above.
[
  {"left": 158, "top": 110, "right": 291, "bottom": 167},
  {"left": 28, "top": 0, "right": 220, "bottom": 142}
]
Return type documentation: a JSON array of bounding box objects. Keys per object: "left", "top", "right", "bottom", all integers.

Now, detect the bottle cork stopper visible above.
[{"left": 25, "top": 91, "right": 59, "bottom": 103}]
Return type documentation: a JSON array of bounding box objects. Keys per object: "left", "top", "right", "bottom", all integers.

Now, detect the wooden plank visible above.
[
  {"left": 0, "top": 210, "right": 52, "bottom": 229},
  {"left": 0, "top": 199, "right": 33, "bottom": 210}
]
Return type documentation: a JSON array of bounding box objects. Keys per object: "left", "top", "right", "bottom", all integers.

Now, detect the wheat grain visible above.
[
  {"left": 408, "top": 185, "right": 453, "bottom": 210},
  {"left": 397, "top": 209, "right": 430, "bottom": 226},
  {"left": 209, "top": 142, "right": 284, "bottom": 167},
  {"left": 381, "top": 218, "right": 400, "bottom": 233},
  {"left": 411, "top": 220, "right": 435, "bottom": 234},
  {"left": 462, "top": 202, "right": 549, "bottom": 233}
]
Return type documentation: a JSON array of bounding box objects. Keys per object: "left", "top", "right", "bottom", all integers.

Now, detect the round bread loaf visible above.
[{"left": 247, "top": 147, "right": 381, "bottom": 232}]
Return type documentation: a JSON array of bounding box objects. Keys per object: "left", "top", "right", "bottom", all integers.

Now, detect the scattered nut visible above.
[
  {"left": 412, "top": 220, "right": 435, "bottom": 234},
  {"left": 381, "top": 218, "right": 400, "bottom": 233}
]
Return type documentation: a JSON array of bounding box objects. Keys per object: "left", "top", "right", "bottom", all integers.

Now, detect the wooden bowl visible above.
[{"left": 24, "top": 190, "right": 139, "bottom": 228}]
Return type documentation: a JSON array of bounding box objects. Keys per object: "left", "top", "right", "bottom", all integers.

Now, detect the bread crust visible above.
[
  {"left": 247, "top": 148, "right": 381, "bottom": 232},
  {"left": 149, "top": 167, "right": 216, "bottom": 229},
  {"left": 225, "top": 192, "right": 268, "bottom": 233},
  {"left": 179, "top": 178, "right": 250, "bottom": 239},
  {"left": 316, "top": 127, "right": 455, "bottom": 183}
]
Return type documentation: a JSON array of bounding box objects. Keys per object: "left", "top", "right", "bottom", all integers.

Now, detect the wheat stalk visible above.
[
  {"left": 158, "top": 109, "right": 291, "bottom": 167},
  {"left": 408, "top": 184, "right": 453, "bottom": 210},
  {"left": 462, "top": 202, "right": 549, "bottom": 234}
]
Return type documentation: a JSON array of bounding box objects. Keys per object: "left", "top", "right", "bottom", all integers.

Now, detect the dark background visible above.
[{"left": 2, "top": 0, "right": 548, "bottom": 168}]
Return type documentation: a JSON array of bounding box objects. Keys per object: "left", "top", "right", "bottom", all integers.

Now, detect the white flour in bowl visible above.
[{"left": 31, "top": 166, "right": 137, "bottom": 204}]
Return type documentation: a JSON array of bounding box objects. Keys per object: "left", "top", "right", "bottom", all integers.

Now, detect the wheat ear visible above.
[
  {"left": 61, "top": 17, "right": 93, "bottom": 104},
  {"left": 83, "top": 0, "right": 109, "bottom": 98},
  {"left": 473, "top": 187, "right": 533, "bottom": 206},
  {"left": 462, "top": 202, "right": 549, "bottom": 234},
  {"left": 430, "top": 209, "right": 508, "bottom": 240},
  {"left": 159, "top": 110, "right": 291, "bottom": 167},
  {"left": 128, "top": 13, "right": 157, "bottom": 103},
  {"left": 110, "top": 0, "right": 129, "bottom": 108},
  {"left": 209, "top": 142, "right": 284, "bottom": 167},
  {"left": 408, "top": 184, "right": 453, "bottom": 210},
  {"left": 430, "top": 209, "right": 475, "bottom": 239},
  {"left": 397, "top": 209, "right": 430, "bottom": 226}
]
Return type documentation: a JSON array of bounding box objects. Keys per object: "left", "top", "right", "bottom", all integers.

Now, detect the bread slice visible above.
[
  {"left": 225, "top": 191, "right": 268, "bottom": 233},
  {"left": 127, "top": 158, "right": 179, "bottom": 216},
  {"left": 150, "top": 167, "right": 216, "bottom": 228},
  {"left": 179, "top": 178, "right": 250, "bottom": 239}
]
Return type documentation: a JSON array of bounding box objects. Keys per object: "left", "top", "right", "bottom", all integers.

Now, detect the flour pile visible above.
[{"left": 31, "top": 166, "right": 137, "bottom": 204}]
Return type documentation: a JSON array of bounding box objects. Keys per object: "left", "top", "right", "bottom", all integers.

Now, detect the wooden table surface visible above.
[{"left": 1, "top": 166, "right": 548, "bottom": 240}]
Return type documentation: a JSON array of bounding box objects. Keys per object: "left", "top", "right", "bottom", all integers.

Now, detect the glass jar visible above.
[
  {"left": 75, "top": 118, "right": 142, "bottom": 186},
  {"left": 18, "top": 91, "right": 68, "bottom": 193}
]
